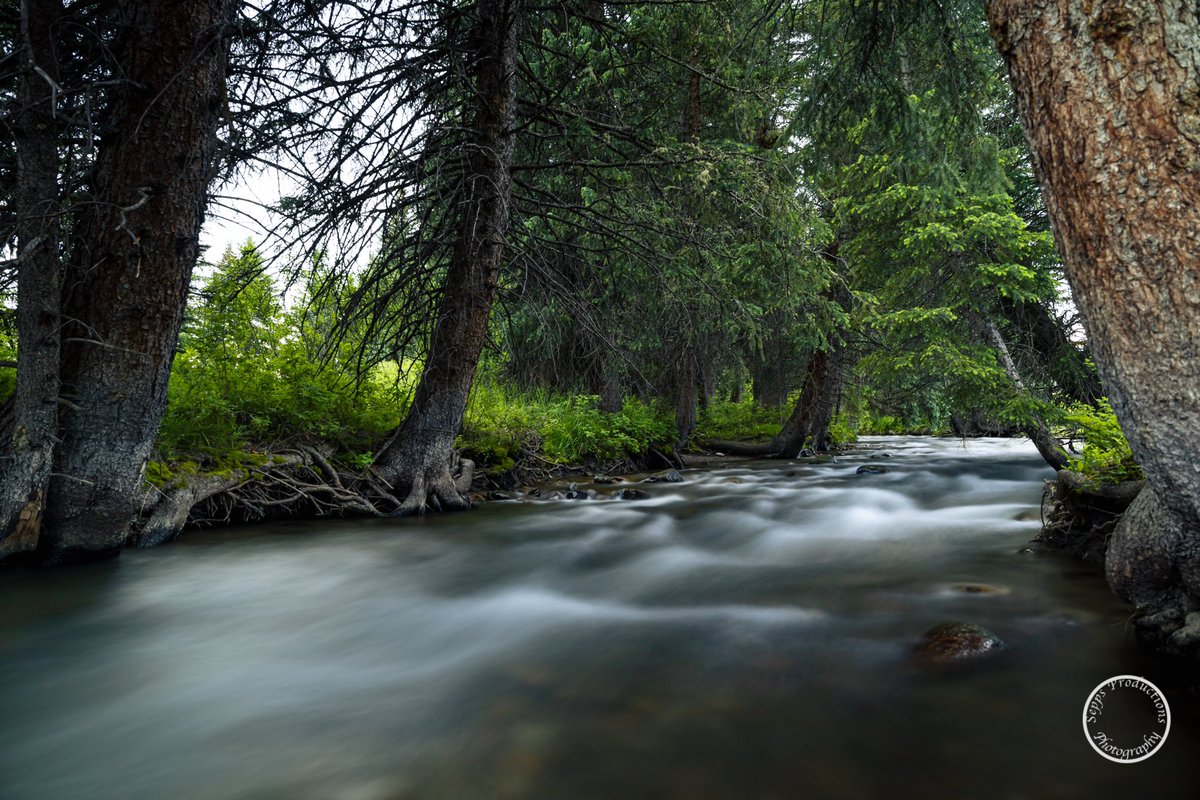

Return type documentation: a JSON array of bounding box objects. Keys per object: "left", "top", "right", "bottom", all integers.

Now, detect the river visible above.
[{"left": 1, "top": 436, "right": 1197, "bottom": 799}]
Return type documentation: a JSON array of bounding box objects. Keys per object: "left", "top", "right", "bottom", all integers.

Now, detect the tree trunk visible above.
[
  {"left": 998, "top": 297, "right": 1103, "bottom": 405},
  {"left": 0, "top": 0, "right": 64, "bottom": 559},
  {"left": 373, "top": 0, "right": 521, "bottom": 514},
  {"left": 773, "top": 350, "right": 828, "bottom": 457},
  {"left": 37, "top": 0, "right": 237, "bottom": 563},
  {"left": 979, "top": 318, "right": 1071, "bottom": 471},
  {"left": 598, "top": 356, "right": 623, "bottom": 414},
  {"left": 675, "top": 346, "right": 697, "bottom": 450},
  {"left": 772, "top": 249, "right": 852, "bottom": 457},
  {"left": 807, "top": 348, "right": 844, "bottom": 452},
  {"left": 751, "top": 348, "right": 787, "bottom": 409},
  {"left": 685, "top": 48, "right": 701, "bottom": 142},
  {"left": 987, "top": 0, "right": 1200, "bottom": 645}
]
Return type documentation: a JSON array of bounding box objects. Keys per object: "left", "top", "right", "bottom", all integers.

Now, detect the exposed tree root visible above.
[
  {"left": 696, "top": 438, "right": 841, "bottom": 459},
  {"left": 1037, "top": 469, "right": 1145, "bottom": 564},
  {"left": 130, "top": 439, "right": 702, "bottom": 549},
  {"left": 133, "top": 446, "right": 424, "bottom": 547},
  {"left": 390, "top": 452, "right": 476, "bottom": 516}
]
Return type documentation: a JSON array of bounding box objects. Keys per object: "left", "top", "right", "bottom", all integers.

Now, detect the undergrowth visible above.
[
  {"left": 459, "top": 384, "right": 675, "bottom": 470},
  {"left": 695, "top": 394, "right": 786, "bottom": 441},
  {"left": 1062, "top": 399, "right": 1144, "bottom": 484}
]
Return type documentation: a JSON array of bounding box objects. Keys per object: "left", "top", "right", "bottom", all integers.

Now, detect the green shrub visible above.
[
  {"left": 459, "top": 385, "right": 675, "bottom": 468},
  {"left": 1062, "top": 399, "right": 1143, "bottom": 484},
  {"left": 696, "top": 395, "right": 785, "bottom": 441},
  {"left": 828, "top": 413, "right": 858, "bottom": 445},
  {"left": 0, "top": 325, "right": 14, "bottom": 404},
  {"left": 158, "top": 244, "right": 410, "bottom": 462}
]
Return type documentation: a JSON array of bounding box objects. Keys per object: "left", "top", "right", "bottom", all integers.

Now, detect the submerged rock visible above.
[
  {"left": 643, "top": 469, "right": 683, "bottom": 484},
  {"left": 945, "top": 583, "right": 1009, "bottom": 596},
  {"left": 913, "top": 622, "right": 1005, "bottom": 665},
  {"left": 856, "top": 464, "right": 890, "bottom": 475},
  {"left": 617, "top": 488, "right": 650, "bottom": 501},
  {"left": 593, "top": 476, "right": 624, "bottom": 485}
]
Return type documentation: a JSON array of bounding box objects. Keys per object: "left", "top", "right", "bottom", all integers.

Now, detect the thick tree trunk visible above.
[
  {"left": 772, "top": 251, "right": 852, "bottom": 457},
  {"left": 773, "top": 351, "right": 828, "bottom": 457},
  {"left": 807, "top": 348, "right": 844, "bottom": 452},
  {"left": 0, "top": 0, "right": 64, "bottom": 559},
  {"left": 374, "top": 0, "right": 521, "bottom": 513},
  {"left": 674, "top": 346, "right": 698, "bottom": 450},
  {"left": 987, "top": 0, "right": 1200, "bottom": 647},
  {"left": 37, "top": 0, "right": 236, "bottom": 563}
]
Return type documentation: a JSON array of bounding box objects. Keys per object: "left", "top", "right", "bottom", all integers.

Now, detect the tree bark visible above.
[
  {"left": 773, "top": 350, "right": 828, "bottom": 457},
  {"left": 674, "top": 346, "right": 697, "bottom": 450},
  {"left": 597, "top": 354, "right": 623, "bottom": 414},
  {"left": 807, "top": 348, "right": 844, "bottom": 452},
  {"left": 0, "top": 0, "right": 64, "bottom": 559},
  {"left": 35, "top": 0, "right": 237, "bottom": 563},
  {"left": 771, "top": 248, "right": 852, "bottom": 457},
  {"left": 374, "top": 0, "right": 522, "bottom": 514},
  {"left": 987, "top": 0, "right": 1200, "bottom": 642}
]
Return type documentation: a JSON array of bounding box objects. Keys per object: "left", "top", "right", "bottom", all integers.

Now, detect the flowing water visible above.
[{"left": 1, "top": 436, "right": 1198, "bottom": 799}]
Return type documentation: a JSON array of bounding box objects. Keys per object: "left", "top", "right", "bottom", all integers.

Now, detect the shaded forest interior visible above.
[{"left": 0, "top": 0, "right": 1177, "bottom": 587}]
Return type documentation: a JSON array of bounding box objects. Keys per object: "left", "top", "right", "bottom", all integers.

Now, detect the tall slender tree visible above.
[{"left": 372, "top": 0, "right": 523, "bottom": 512}]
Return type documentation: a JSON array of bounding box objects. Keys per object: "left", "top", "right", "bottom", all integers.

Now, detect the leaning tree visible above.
[
  {"left": 987, "top": 0, "right": 1200, "bottom": 651},
  {"left": 1, "top": 0, "right": 238, "bottom": 564}
]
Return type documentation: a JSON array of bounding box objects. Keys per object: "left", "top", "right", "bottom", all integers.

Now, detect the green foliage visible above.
[
  {"left": 159, "top": 244, "right": 410, "bottom": 461},
  {"left": 1063, "top": 400, "right": 1144, "bottom": 484},
  {"left": 695, "top": 396, "right": 785, "bottom": 442},
  {"left": 827, "top": 413, "right": 858, "bottom": 446},
  {"left": 0, "top": 370, "right": 11, "bottom": 404},
  {"left": 0, "top": 308, "right": 14, "bottom": 403},
  {"left": 460, "top": 384, "right": 676, "bottom": 468}
]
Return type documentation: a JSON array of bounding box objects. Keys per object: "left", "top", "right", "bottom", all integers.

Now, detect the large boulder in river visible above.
[
  {"left": 1105, "top": 485, "right": 1200, "bottom": 656},
  {"left": 913, "top": 622, "right": 1005, "bottom": 665},
  {"left": 643, "top": 469, "right": 683, "bottom": 484}
]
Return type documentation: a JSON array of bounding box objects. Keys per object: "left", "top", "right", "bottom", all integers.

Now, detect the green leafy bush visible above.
[
  {"left": 828, "top": 413, "right": 858, "bottom": 445},
  {"left": 0, "top": 321, "right": 14, "bottom": 404},
  {"left": 158, "top": 244, "right": 409, "bottom": 461},
  {"left": 696, "top": 395, "right": 785, "bottom": 441},
  {"left": 1063, "top": 399, "right": 1143, "bottom": 484},
  {"left": 460, "top": 385, "right": 675, "bottom": 468}
]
